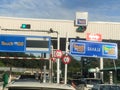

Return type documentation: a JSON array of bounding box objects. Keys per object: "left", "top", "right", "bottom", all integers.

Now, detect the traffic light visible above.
[
  {"left": 76, "top": 26, "right": 86, "bottom": 32},
  {"left": 21, "top": 24, "right": 31, "bottom": 29},
  {"left": 81, "top": 57, "right": 90, "bottom": 66}
]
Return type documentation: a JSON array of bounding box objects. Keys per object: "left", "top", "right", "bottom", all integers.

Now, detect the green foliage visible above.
[
  {"left": 0, "top": 61, "right": 5, "bottom": 66},
  {"left": 0, "top": 52, "right": 47, "bottom": 68},
  {"left": 67, "top": 55, "right": 81, "bottom": 72}
]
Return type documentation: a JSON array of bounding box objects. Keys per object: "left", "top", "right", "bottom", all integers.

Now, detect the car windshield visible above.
[
  {"left": 100, "top": 85, "right": 120, "bottom": 90},
  {"left": 86, "top": 79, "right": 102, "bottom": 85}
]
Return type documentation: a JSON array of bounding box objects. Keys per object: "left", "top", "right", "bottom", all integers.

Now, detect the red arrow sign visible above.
[{"left": 86, "top": 33, "right": 102, "bottom": 41}]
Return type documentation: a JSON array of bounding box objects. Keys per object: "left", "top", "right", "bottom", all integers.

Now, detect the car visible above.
[
  {"left": 68, "top": 78, "right": 103, "bottom": 90},
  {"left": 80, "top": 78, "right": 103, "bottom": 85},
  {"left": 92, "top": 84, "right": 120, "bottom": 90},
  {"left": 5, "top": 74, "right": 76, "bottom": 90},
  {"left": 6, "top": 82, "right": 76, "bottom": 90}
]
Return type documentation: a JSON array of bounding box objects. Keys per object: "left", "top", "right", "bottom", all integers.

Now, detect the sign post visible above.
[
  {"left": 56, "top": 33, "right": 60, "bottom": 84},
  {"left": 100, "top": 58, "right": 104, "bottom": 82},
  {"left": 64, "top": 32, "right": 71, "bottom": 84},
  {"left": 86, "top": 33, "right": 103, "bottom": 81}
]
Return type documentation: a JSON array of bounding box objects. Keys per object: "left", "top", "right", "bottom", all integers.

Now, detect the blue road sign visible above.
[
  {"left": 0, "top": 34, "right": 51, "bottom": 53},
  {"left": 70, "top": 39, "right": 118, "bottom": 59},
  {"left": 0, "top": 35, "right": 26, "bottom": 52}
]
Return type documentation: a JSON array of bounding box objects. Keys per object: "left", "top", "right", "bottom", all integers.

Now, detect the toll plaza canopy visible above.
[
  {"left": 0, "top": 16, "right": 120, "bottom": 39},
  {"left": 0, "top": 16, "right": 120, "bottom": 51}
]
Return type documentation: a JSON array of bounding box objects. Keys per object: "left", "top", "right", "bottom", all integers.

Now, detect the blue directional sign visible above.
[
  {"left": 70, "top": 39, "right": 118, "bottom": 59},
  {"left": 0, "top": 35, "right": 26, "bottom": 52},
  {"left": 0, "top": 35, "right": 51, "bottom": 53}
]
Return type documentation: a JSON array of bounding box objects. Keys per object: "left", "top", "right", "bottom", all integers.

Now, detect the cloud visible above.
[
  {"left": 0, "top": 0, "right": 119, "bottom": 22},
  {"left": 0, "top": 0, "right": 70, "bottom": 19}
]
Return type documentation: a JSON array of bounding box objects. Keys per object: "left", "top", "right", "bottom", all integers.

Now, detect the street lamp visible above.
[{"left": 49, "top": 28, "right": 60, "bottom": 83}]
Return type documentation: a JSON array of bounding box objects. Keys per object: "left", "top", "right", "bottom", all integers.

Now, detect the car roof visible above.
[{"left": 7, "top": 82, "right": 76, "bottom": 90}]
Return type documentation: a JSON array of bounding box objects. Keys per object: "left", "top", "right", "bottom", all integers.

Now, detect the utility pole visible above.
[{"left": 48, "top": 28, "right": 60, "bottom": 83}]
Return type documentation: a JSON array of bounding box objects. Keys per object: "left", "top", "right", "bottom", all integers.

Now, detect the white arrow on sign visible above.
[
  {"left": 86, "top": 33, "right": 102, "bottom": 41},
  {"left": 89, "top": 34, "right": 99, "bottom": 40}
]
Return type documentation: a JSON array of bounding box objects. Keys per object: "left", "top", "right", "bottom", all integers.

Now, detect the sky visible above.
[{"left": 0, "top": 0, "right": 120, "bottom": 22}]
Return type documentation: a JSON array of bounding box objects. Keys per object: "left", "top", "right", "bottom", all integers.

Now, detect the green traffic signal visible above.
[
  {"left": 21, "top": 24, "right": 31, "bottom": 29},
  {"left": 76, "top": 26, "right": 86, "bottom": 32},
  {"left": 21, "top": 24, "right": 26, "bottom": 28}
]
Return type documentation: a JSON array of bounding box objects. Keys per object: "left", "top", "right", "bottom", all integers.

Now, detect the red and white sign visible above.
[
  {"left": 54, "top": 50, "right": 63, "bottom": 58},
  {"left": 51, "top": 57, "right": 56, "bottom": 62},
  {"left": 62, "top": 56, "right": 71, "bottom": 64},
  {"left": 86, "top": 33, "right": 102, "bottom": 41}
]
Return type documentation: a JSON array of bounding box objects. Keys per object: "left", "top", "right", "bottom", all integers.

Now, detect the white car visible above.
[{"left": 6, "top": 75, "right": 75, "bottom": 90}]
